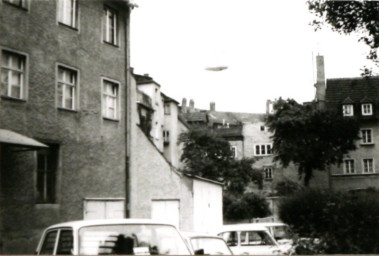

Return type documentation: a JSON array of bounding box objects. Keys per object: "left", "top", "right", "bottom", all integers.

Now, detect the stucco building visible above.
[{"left": 315, "top": 56, "right": 379, "bottom": 191}]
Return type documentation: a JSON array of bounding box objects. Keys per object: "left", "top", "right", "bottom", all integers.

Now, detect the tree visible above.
[
  {"left": 265, "top": 98, "right": 360, "bottom": 186},
  {"left": 179, "top": 128, "right": 262, "bottom": 194},
  {"left": 307, "top": 0, "right": 379, "bottom": 75}
]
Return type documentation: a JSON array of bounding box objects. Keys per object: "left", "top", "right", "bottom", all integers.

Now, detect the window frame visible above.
[
  {"left": 1, "top": 48, "right": 28, "bottom": 100},
  {"left": 342, "top": 104, "right": 354, "bottom": 116},
  {"left": 102, "top": 77, "right": 120, "bottom": 120},
  {"left": 343, "top": 159, "right": 355, "bottom": 174},
  {"left": 3, "top": 0, "right": 29, "bottom": 9},
  {"left": 56, "top": 64, "right": 79, "bottom": 111},
  {"left": 360, "top": 128, "right": 373, "bottom": 145},
  {"left": 57, "top": 0, "right": 79, "bottom": 29},
  {"left": 264, "top": 167, "right": 273, "bottom": 180},
  {"left": 39, "top": 228, "right": 73, "bottom": 255},
  {"left": 103, "top": 6, "right": 118, "bottom": 46},
  {"left": 164, "top": 103, "right": 171, "bottom": 115},
  {"left": 231, "top": 146, "right": 237, "bottom": 159},
  {"left": 362, "top": 158, "right": 374, "bottom": 173},
  {"left": 361, "top": 103, "right": 373, "bottom": 116},
  {"left": 254, "top": 144, "right": 273, "bottom": 156}
]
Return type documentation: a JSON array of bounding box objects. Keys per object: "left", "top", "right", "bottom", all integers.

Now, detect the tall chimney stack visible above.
[
  {"left": 181, "top": 98, "right": 187, "bottom": 113},
  {"left": 189, "top": 99, "right": 195, "bottom": 112},
  {"left": 315, "top": 55, "right": 326, "bottom": 108},
  {"left": 210, "top": 102, "right": 216, "bottom": 111}
]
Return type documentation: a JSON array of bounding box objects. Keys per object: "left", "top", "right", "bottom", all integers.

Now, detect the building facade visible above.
[{"left": 0, "top": 0, "right": 134, "bottom": 253}]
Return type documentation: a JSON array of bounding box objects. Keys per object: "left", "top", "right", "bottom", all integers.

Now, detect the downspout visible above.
[{"left": 125, "top": 1, "right": 132, "bottom": 218}]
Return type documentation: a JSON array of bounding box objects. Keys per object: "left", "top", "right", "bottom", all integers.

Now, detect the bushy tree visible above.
[
  {"left": 308, "top": 0, "right": 379, "bottom": 74},
  {"left": 279, "top": 189, "right": 379, "bottom": 254},
  {"left": 266, "top": 99, "right": 360, "bottom": 186},
  {"left": 274, "top": 179, "right": 303, "bottom": 197}
]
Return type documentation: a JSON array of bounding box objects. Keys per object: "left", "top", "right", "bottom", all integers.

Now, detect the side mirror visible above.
[{"left": 194, "top": 249, "right": 205, "bottom": 255}]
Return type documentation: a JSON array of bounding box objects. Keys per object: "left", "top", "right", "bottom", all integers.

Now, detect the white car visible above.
[
  {"left": 181, "top": 232, "right": 233, "bottom": 255},
  {"left": 217, "top": 224, "right": 283, "bottom": 255},
  {"left": 35, "top": 219, "right": 191, "bottom": 255},
  {"left": 259, "top": 222, "right": 294, "bottom": 254}
]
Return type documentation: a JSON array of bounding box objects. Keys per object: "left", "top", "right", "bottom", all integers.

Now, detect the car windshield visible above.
[
  {"left": 190, "top": 237, "right": 232, "bottom": 255},
  {"left": 78, "top": 224, "right": 191, "bottom": 255},
  {"left": 272, "top": 226, "right": 292, "bottom": 240}
]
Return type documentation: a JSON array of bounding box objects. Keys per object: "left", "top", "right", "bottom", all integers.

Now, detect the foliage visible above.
[
  {"left": 279, "top": 189, "right": 379, "bottom": 254},
  {"left": 274, "top": 179, "right": 303, "bottom": 196},
  {"left": 179, "top": 128, "right": 262, "bottom": 194},
  {"left": 265, "top": 98, "right": 360, "bottom": 186},
  {"left": 223, "top": 193, "right": 271, "bottom": 221},
  {"left": 307, "top": 0, "right": 379, "bottom": 74}
]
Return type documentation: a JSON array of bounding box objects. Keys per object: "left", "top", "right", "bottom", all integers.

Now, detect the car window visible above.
[
  {"left": 219, "top": 231, "right": 238, "bottom": 246},
  {"left": 273, "top": 226, "right": 292, "bottom": 240},
  {"left": 40, "top": 230, "right": 58, "bottom": 254},
  {"left": 190, "top": 237, "right": 232, "bottom": 255},
  {"left": 240, "top": 231, "right": 275, "bottom": 246},
  {"left": 56, "top": 229, "right": 74, "bottom": 255}
]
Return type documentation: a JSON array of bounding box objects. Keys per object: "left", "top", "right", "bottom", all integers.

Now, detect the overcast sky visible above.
[{"left": 130, "top": 0, "right": 375, "bottom": 113}]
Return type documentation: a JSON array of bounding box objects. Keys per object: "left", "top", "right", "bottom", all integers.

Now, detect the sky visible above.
[{"left": 130, "top": 0, "right": 376, "bottom": 113}]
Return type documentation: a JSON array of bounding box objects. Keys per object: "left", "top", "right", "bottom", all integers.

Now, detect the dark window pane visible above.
[
  {"left": 57, "top": 230, "right": 74, "bottom": 255},
  {"left": 40, "top": 230, "right": 57, "bottom": 254}
]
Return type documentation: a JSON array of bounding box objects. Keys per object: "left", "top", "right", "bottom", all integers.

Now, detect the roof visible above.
[
  {"left": 134, "top": 74, "right": 161, "bottom": 87},
  {"left": 161, "top": 92, "right": 179, "bottom": 105},
  {"left": 183, "top": 173, "right": 224, "bottom": 186},
  {"left": 0, "top": 129, "right": 48, "bottom": 149},
  {"left": 218, "top": 223, "right": 269, "bottom": 233},
  {"left": 45, "top": 219, "right": 175, "bottom": 230},
  {"left": 181, "top": 112, "right": 208, "bottom": 122},
  {"left": 208, "top": 111, "right": 265, "bottom": 124},
  {"left": 325, "top": 76, "right": 379, "bottom": 106}
]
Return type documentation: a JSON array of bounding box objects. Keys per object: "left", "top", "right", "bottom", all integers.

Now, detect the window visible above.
[
  {"left": 342, "top": 104, "right": 354, "bottom": 116},
  {"left": 260, "top": 126, "right": 265, "bottom": 131},
  {"left": 344, "top": 159, "right": 355, "bottom": 174},
  {"left": 1, "top": 50, "right": 26, "bottom": 99},
  {"left": 240, "top": 231, "right": 275, "bottom": 246},
  {"left": 362, "top": 103, "right": 373, "bottom": 116},
  {"left": 57, "top": 65, "right": 78, "bottom": 110},
  {"left": 231, "top": 146, "right": 237, "bottom": 159},
  {"left": 363, "top": 158, "right": 374, "bottom": 173},
  {"left": 361, "top": 129, "right": 373, "bottom": 144},
  {"left": 163, "top": 130, "right": 169, "bottom": 144},
  {"left": 3, "top": 0, "right": 28, "bottom": 9},
  {"left": 255, "top": 144, "right": 273, "bottom": 156},
  {"left": 56, "top": 230, "right": 74, "bottom": 255},
  {"left": 36, "top": 145, "right": 58, "bottom": 204},
  {"left": 58, "top": 0, "right": 78, "bottom": 28},
  {"left": 40, "top": 230, "right": 58, "bottom": 254},
  {"left": 164, "top": 103, "right": 170, "bottom": 115},
  {"left": 103, "top": 6, "right": 118, "bottom": 45},
  {"left": 264, "top": 167, "right": 273, "bottom": 180},
  {"left": 102, "top": 79, "right": 119, "bottom": 119},
  {"left": 39, "top": 229, "right": 73, "bottom": 255}
]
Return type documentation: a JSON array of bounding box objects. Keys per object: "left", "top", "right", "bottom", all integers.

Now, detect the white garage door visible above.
[
  {"left": 84, "top": 199, "right": 125, "bottom": 220},
  {"left": 151, "top": 200, "right": 180, "bottom": 228}
]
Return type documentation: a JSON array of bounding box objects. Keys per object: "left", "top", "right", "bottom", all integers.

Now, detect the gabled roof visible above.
[
  {"left": 134, "top": 73, "right": 161, "bottom": 87},
  {"left": 325, "top": 77, "right": 379, "bottom": 106},
  {"left": 161, "top": 92, "right": 179, "bottom": 105}
]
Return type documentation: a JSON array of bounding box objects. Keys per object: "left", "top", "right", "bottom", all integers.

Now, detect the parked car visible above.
[
  {"left": 217, "top": 224, "right": 283, "bottom": 255},
  {"left": 181, "top": 232, "right": 233, "bottom": 255},
  {"left": 258, "top": 222, "right": 294, "bottom": 253},
  {"left": 35, "top": 219, "right": 192, "bottom": 255}
]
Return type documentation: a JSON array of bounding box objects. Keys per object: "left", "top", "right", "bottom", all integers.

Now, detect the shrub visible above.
[{"left": 279, "top": 189, "right": 379, "bottom": 254}]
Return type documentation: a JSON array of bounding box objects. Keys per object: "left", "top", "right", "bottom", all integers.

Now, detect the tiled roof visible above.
[
  {"left": 182, "top": 112, "right": 208, "bottom": 122},
  {"left": 326, "top": 77, "right": 379, "bottom": 106},
  {"left": 134, "top": 73, "right": 161, "bottom": 87},
  {"left": 161, "top": 92, "right": 179, "bottom": 105},
  {"left": 208, "top": 111, "right": 265, "bottom": 124}
]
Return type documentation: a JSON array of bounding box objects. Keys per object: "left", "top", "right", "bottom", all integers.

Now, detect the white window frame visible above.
[
  {"left": 3, "top": 0, "right": 28, "bottom": 9},
  {"left": 57, "top": 0, "right": 78, "bottom": 28},
  {"left": 343, "top": 159, "right": 355, "bottom": 174},
  {"left": 342, "top": 104, "right": 354, "bottom": 116},
  {"left": 264, "top": 167, "right": 273, "bottom": 180},
  {"left": 361, "top": 128, "right": 373, "bottom": 145},
  {"left": 1, "top": 49, "right": 28, "bottom": 100},
  {"left": 56, "top": 64, "right": 79, "bottom": 110},
  {"left": 254, "top": 144, "right": 273, "bottom": 156},
  {"left": 102, "top": 77, "right": 120, "bottom": 120},
  {"left": 361, "top": 103, "right": 373, "bottom": 116},
  {"left": 362, "top": 158, "right": 374, "bottom": 173},
  {"left": 103, "top": 6, "right": 118, "bottom": 45},
  {"left": 231, "top": 146, "right": 237, "bottom": 159}
]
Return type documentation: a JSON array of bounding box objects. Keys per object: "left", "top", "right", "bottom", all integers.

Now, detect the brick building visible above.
[{"left": 0, "top": 0, "right": 134, "bottom": 253}]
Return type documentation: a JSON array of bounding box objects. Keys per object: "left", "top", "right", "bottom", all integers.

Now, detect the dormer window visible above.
[
  {"left": 362, "top": 103, "right": 373, "bottom": 116},
  {"left": 342, "top": 104, "right": 354, "bottom": 116}
]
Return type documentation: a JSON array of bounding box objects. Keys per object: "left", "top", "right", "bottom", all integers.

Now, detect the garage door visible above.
[
  {"left": 151, "top": 200, "right": 180, "bottom": 228},
  {"left": 84, "top": 199, "right": 125, "bottom": 220}
]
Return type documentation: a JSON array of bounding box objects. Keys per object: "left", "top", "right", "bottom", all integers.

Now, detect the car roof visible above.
[
  {"left": 46, "top": 218, "right": 175, "bottom": 230},
  {"left": 181, "top": 232, "right": 223, "bottom": 239},
  {"left": 218, "top": 223, "right": 270, "bottom": 233},
  {"left": 256, "top": 222, "right": 288, "bottom": 227}
]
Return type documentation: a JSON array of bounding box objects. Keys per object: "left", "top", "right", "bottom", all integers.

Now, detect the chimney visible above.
[
  {"left": 181, "top": 98, "right": 187, "bottom": 113},
  {"left": 210, "top": 102, "right": 216, "bottom": 111},
  {"left": 315, "top": 55, "right": 326, "bottom": 108},
  {"left": 189, "top": 99, "right": 195, "bottom": 112},
  {"left": 266, "top": 100, "right": 273, "bottom": 114}
]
